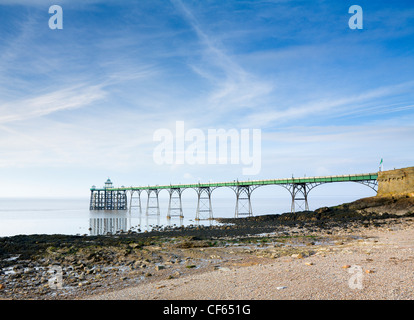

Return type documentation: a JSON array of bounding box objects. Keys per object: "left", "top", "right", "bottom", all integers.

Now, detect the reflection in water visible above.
[
  {"left": 167, "top": 217, "right": 184, "bottom": 228},
  {"left": 89, "top": 217, "right": 128, "bottom": 235},
  {"left": 89, "top": 210, "right": 187, "bottom": 235}
]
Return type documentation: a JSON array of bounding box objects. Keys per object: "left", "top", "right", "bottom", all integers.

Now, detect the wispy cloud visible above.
[
  {"left": 0, "top": 1, "right": 413, "bottom": 197},
  {"left": 170, "top": 0, "right": 274, "bottom": 116},
  {"left": 0, "top": 84, "right": 106, "bottom": 124},
  {"left": 244, "top": 80, "right": 414, "bottom": 127}
]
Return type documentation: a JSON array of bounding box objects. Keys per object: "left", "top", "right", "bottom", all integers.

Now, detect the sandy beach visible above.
[{"left": 86, "top": 218, "right": 414, "bottom": 300}]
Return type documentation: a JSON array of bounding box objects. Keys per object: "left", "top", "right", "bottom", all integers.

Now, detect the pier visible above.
[
  {"left": 89, "top": 179, "right": 128, "bottom": 211},
  {"left": 89, "top": 172, "right": 379, "bottom": 219}
]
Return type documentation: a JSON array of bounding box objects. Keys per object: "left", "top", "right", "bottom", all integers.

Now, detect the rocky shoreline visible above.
[{"left": 1, "top": 196, "right": 413, "bottom": 300}]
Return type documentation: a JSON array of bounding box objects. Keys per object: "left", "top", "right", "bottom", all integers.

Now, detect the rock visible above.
[
  {"left": 276, "top": 286, "right": 287, "bottom": 290},
  {"left": 146, "top": 245, "right": 162, "bottom": 251},
  {"left": 24, "top": 268, "right": 34, "bottom": 274},
  {"left": 365, "top": 269, "right": 375, "bottom": 274},
  {"left": 305, "top": 262, "right": 314, "bottom": 266},
  {"left": 216, "top": 266, "right": 231, "bottom": 272},
  {"left": 0, "top": 284, "right": 4, "bottom": 290},
  {"left": 315, "top": 207, "right": 330, "bottom": 214},
  {"left": 155, "top": 265, "right": 165, "bottom": 271},
  {"left": 342, "top": 265, "right": 351, "bottom": 269}
]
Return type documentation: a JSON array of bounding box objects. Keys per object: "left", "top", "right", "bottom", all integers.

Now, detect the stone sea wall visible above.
[{"left": 377, "top": 166, "right": 414, "bottom": 198}]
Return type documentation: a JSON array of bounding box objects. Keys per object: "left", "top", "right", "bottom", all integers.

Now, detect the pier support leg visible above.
[
  {"left": 105, "top": 190, "right": 115, "bottom": 210},
  {"left": 290, "top": 183, "right": 309, "bottom": 213},
  {"left": 90, "top": 190, "right": 98, "bottom": 210},
  {"left": 234, "top": 186, "right": 253, "bottom": 218},
  {"left": 98, "top": 191, "right": 104, "bottom": 210},
  {"left": 195, "top": 187, "right": 213, "bottom": 220},
  {"left": 356, "top": 180, "right": 378, "bottom": 192},
  {"left": 146, "top": 189, "right": 160, "bottom": 216},
  {"left": 167, "top": 188, "right": 184, "bottom": 219},
  {"left": 129, "top": 190, "right": 142, "bottom": 214}
]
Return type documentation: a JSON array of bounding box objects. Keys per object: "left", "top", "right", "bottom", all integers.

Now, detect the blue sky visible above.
[{"left": 0, "top": 0, "right": 413, "bottom": 198}]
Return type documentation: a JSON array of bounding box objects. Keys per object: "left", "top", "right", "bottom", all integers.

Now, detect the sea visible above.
[{"left": 0, "top": 194, "right": 370, "bottom": 237}]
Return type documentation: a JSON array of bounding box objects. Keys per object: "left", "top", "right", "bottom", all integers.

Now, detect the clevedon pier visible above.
[{"left": 89, "top": 172, "right": 379, "bottom": 220}]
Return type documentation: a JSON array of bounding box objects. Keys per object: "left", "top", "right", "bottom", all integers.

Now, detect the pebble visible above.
[
  {"left": 1, "top": 215, "right": 413, "bottom": 300},
  {"left": 216, "top": 267, "right": 231, "bottom": 272}
]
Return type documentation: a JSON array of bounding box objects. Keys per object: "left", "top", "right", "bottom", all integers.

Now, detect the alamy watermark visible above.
[
  {"left": 48, "top": 265, "right": 63, "bottom": 290},
  {"left": 153, "top": 121, "right": 261, "bottom": 175},
  {"left": 348, "top": 265, "right": 364, "bottom": 290},
  {"left": 48, "top": 4, "right": 362, "bottom": 31},
  {"left": 49, "top": 5, "right": 63, "bottom": 30},
  {"left": 348, "top": 5, "right": 363, "bottom": 30}
]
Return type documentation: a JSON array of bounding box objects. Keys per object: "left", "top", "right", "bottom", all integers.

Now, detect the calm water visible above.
[{"left": 0, "top": 195, "right": 365, "bottom": 237}]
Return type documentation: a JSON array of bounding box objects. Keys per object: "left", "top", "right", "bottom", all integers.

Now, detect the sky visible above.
[{"left": 0, "top": 0, "right": 413, "bottom": 199}]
